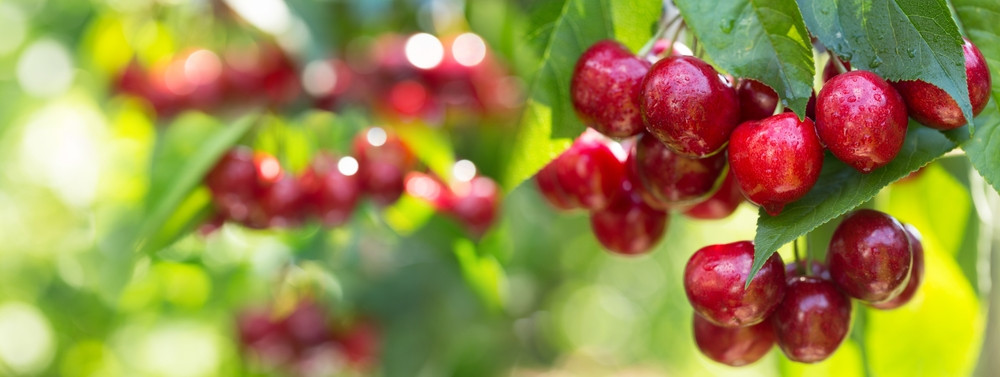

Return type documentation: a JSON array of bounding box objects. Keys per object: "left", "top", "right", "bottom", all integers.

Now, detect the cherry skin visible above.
[
  {"left": 282, "top": 300, "right": 333, "bottom": 350},
  {"left": 693, "top": 314, "right": 775, "bottom": 367},
  {"left": 236, "top": 309, "right": 294, "bottom": 366},
  {"left": 249, "top": 176, "right": 305, "bottom": 229},
  {"left": 449, "top": 176, "right": 501, "bottom": 237},
  {"left": 892, "top": 37, "right": 992, "bottom": 130},
  {"left": 353, "top": 127, "right": 417, "bottom": 206},
  {"left": 684, "top": 241, "right": 786, "bottom": 327},
  {"left": 205, "top": 148, "right": 282, "bottom": 223},
  {"left": 640, "top": 55, "right": 741, "bottom": 157},
  {"left": 683, "top": 169, "right": 745, "bottom": 220},
  {"left": 728, "top": 112, "right": 824, "bottom": 216},
  {"left": 736, "top": 79, "right": 779, "bottom": 122},
  {"left": 827, "top": 209, "right": 913, "bottom": 303},
  {"left": 535, "top": 157, "right": 578, "bottom": 210},
  {"left": 871, "top": 224, "right": 925, "bottom": 310},
  {"left": 822, "top": 57, "right": 851, "bottom": 83},
  {"left": 623, "top": 135, "right": 672, "bottom": 210},
  {"left": 772, "top": 276, "right": 852, "bottom": 363},
  {"left": 300, "top": 154, "right": 363, "bottom": 227},
  {"left": 784, "top": 261, "right": 831, "bottom": 282},
  {"left": 816, "top": 70, "right": 908, "bottom": 173},
  {"left": 589, "top": 179, "right": 668, "bottom": 255},
  {"left": 633, "top": 132, "right": 727, "bottom": 206},
  {"left": 570, "top": 40, "right": 651, "bottom": 138},
  {"left": 554, "top": 133, "right": 625, "bottom": 211}
]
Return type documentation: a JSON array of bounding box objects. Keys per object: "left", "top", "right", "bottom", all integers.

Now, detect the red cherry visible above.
[
  {"left": 871, "top": 224, "right": 925, "bottom": 309},
  {"left": 684, "top": 169, "right": 745, "bottom": 220},
  {"left": 684, "top": 241, "right": 786, "bottom": 327},
  {"left": 335, "top": 321, "right": 379, "bottom": 368},
  {"left": 640, "top": 55, "right": 741, "bottom": 158},
  {"left": 449, "top": 176, "right": 501, "bottom": 237},
  {"left": 554, "top": 133, "right": 625, "bottom": 211},
  {"left": 784, "top": 260, "right": 831, "bottom": 282},
  {"left": 206, "top": 148, "right": 282, "bottom": 223},
  {"left": 237, "top": 309, "right": 294, "bottom": 366},
  {"left": 728, "top": 112, "right": 824, "bottom": 216},
  {"left": 249, "top": 176, "right": 305, "bottom": 229},
  {"left": 693, "top": 314, "right": 775, "bottom": 366},
  {"left": 816, "top": 70, "right": 908, "bottom": 173},
  {"left": 892, "top": 37, "right": 992, "bottom": 130},
  {"left": 822, "top": 57, "right": 851, "bottom": 83},
  {"left": 570, "top": 40, "right": 651, "bottom": 138},
  {"left": 623, "top": 136, "right": 671, "bottom": 210},
  {"left": 736, "top": 79, "right": 779, "bottom": 122},
  {"left": 300, "top": 154, "right": 363, "bottom": 227},
  {"left": 827, "top": 209, "right": 913, "bottom": 303},
  {"left": 535, "top": 158, "right": 578, "bottom": 210},
  {"left": 589, "top": 179, "right": 668, "bottom": 255},
  {"left": 633, "top": 133, "right": 726, "bottom": 207},
  {"left": 772, "top": 277, "right": 852, "bottom": 363},
  {"left": 353, "top": 127, "right": 417, "bottom": 206},
  {"left": 283, "top": 300, "right": 332, "bottom": 349}
]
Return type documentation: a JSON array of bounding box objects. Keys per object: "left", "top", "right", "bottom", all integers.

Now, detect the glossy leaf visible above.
[
  {"left": 749, "top": 125, "right": 957, "bottom": 281},
  {"left": 947, "top": 103, "right": 1000, "bottom": 192},
  {"left": 504, "top": 0, "right": 661, "bottom": 189},
  {"left": 797, "top": 0, "right": 973, "bottom": 130},
  {"left": 675, "top": 0, "right": 815, "bottom": 117}
]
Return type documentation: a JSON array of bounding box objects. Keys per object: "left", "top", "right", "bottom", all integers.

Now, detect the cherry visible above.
[
  {"left": 571, "top": 40, "right": 651, "bottom": 138},
  {"left": 772, "top": 276, "right": 852, "bottom": 363},
  {"left": 633, "top": 132, "right": 727, "bottom": 206},
  {"left": 816, "top": 70, "right": 908, "bottom": 173},
  {"left": 205, "top": 148, "right": 282, "bottom": 223},
  {"left": 782, "top": 91, "right": 818, "bottom": 120},
  {"left": 449, "top": 175, "right": 501, "bottom": 237},
  {"left": 684, "top": 169, "right": 745, "bottom": 220},
  {"left": 334, "top": 321, "right": 379, "bottom": 368},
  {"left": 784, "top": 261, "right": 831, "bottom": 282},
  {"left": 822, "top": 57, "right": 851, "bottom": 83},
  {"left": 684, "top": 241, "right": 786, "bottom": 327},
  {"left": 623, "top": 135, "right": 671, "bottom": 210},
  {"left": 283, "top": 300, "right": 333, "bottom": 349},
  {"left": 300, "top": 154, "right": 363, "bottom": 227},
  {"left": 871, "top": 224, "right": 925, "bottom": 310},
  {"left": 353, "top": 127, "right": 417, "bottom": 206},
  {"left": 892, "top": 37, "right": 992, "bottom": 130},
  {"left": 640, "top": 55, "right": 741, "bottom": 157},
  {"left": 693, "top": 314, "right": 775, "bottom": 366},
  {"left": 728, "top": 112, "right": 824, "bottom": 216},
  {"left": 535, "top": 158, "right": 578, "bottom": 210},
  {"left": 827, "top": 209, "right": 912, "bottom": 303},
  {"left": 736, "top": 79, "right": 779, "bottom": 122},
  {"left": 249, "top": 176, "right": 306, "bottom": 229},
  {"left": 589, "top": 179, "right": 668, "bottom": 255},
  {"left": 237, "top": 309, "right": 294, "bottom": 366},
  {"left": 554, "top": 133, "right": 625, "bottom": 211}
]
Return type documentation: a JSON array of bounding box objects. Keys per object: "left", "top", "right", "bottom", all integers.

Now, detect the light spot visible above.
[
  {"left": 17, "top": 39, "right": 75, "bottom": 97},
  {"left": 0, "top": 4, "right": 27, "bottom": 56},
  {"left": 222, "top": 0, "right": 291, "bottom": 34},
  {"left": 405, "top": 33, "right": 444, "bottom": 69},
  {"left": 452, "top": 33, "right": 486, "bottom": 67},
  {"left": 337, "top": 156, "right": 359, "bottom": 176},
  {"left": 301, "top": 60, "right": 337, "bottom": 96},
  {"left": 184, "top": 49, "right": 222, "bottom": 85},
  {"left": 0, "top": 303, "right": 55, "bottom": 375},
  {"left": 452, "top": 159, "right": 477, "bottom": 182},
  {"left": 366, "top": 127, "right": 388, "bottom": 147}
]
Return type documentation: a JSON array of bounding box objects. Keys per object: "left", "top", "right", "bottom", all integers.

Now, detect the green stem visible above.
[{"left": 637, "top": 13, "right": 684, "bottom": 57}]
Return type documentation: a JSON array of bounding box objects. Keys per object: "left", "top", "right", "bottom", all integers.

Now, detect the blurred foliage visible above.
[{"left": 0, "top": 0, "right": 994, "bottom": 376}]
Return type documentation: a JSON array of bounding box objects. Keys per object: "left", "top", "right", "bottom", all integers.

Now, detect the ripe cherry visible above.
[
  {"left": 250, "top": 176, "right": 305, "bottom": 229},
  {"left": 205, "top": 148, "right": 282, "bottom": 223},
  {"left": 728, "top": 112, "right": 824, "bottom": 216},
  {"left": 871, "top": 224, "right": 925, "bottom": 310},
  {"left": 354, "top": 127, "right": 417, "bottom": 206},
  {"left": 300, "top": 154, "right": 363, "bottom": 227},
  {"left": 684, "top": 169, "right": 745, "bottom": 220},
  {"left": 535, "top": 158, "right": 578, "bottom": 210},
  {"left": 693, "top": 314, "right": 775, "bottom": 366},
  {"left": 822, "top": 57, "right": 851, "bottom": 83},
  {"left": 684, "top": 241, "right": 786, "bottom": 327},
  {"left": 449, "top": 175, "right": 501, "bottom": 237},
  {"left": 283, "top": 300, "right": 333, "bottom": 349},
  {"left": 892, "top": 37, "right": 992, "bottom": 130},
  {"left": 736, "top": 79, "right": 779, "bottom": 122},
  {"left": 816, "top": 70, "right": 908, "bottom": 173},
  {"left": 554, "top": 132, "right": 625, "bottom": 211},
  {"left": 784, "top": 261, "right": 831, "bottom": 282},
  {"left": 589, "top": 178, "right": 668, "bottom": 255},
  {"left": 623, "top": 135, "right": 671, "bottom": 210},
  {"left": 772, "top": 276, "right": 852, "bottom": 363},
  {"left": 827, "top": 209, "right": 913, "bottom": 303},
  {"left": 571, "top": 40, "right": 651, "bottom": 138},
  {"left": 640, "top": 55, "right": 740, "bottom": 157},
  {"left": 633, "top": 132, "right": 726, "bottom": 206}
]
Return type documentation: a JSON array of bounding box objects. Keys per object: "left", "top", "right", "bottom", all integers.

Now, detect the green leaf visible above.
[
  {"left": 504, "top": 0, "right": 662, "bottom": 189},
  {"left": 947, "top": 102, "right": 1000, "bottom": 192},
  {"left": 797, "top": 0, "right": 973, "bottom": 130},
  {"left": 674, "top": 0, "right": 815, "bottom": 117},
  {"left": 749, "top": 125, "right": 957, "bottom": 281},
  {"left": 134, "top": 112, "right": 259, "bottom": 254}
]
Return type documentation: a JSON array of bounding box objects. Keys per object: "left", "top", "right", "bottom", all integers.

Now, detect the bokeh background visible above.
[{"left": 0, "top": 0, "right": 996, "bottom": 376}]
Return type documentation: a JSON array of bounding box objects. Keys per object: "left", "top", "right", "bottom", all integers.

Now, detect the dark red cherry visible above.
[
  {"left": 570, "top": 40, "right": 651, "bottom": 138},
  {"left": 300, "top": 154, "right": 362, "bottom": 227},
  {"left": 640, "top": 55, "right": 741, "bottom": 157},
  {"left": 816, "top": 70, "right": 908, "bottom": 173},
  {"left": 684, "top": 241, "right": 786, "bottom": 327},
  {"left": 736, "top": 79, "right": 779, "bottom": 122},
  {"left": 772, "top": 276, "right": 852, "bottom": 363},
  {"left": 449, "top": 176, "right": 501, "bottom": 237},
  {"left": 354, "top": 127, "right": 417, "bottom": 206},
  {"left": 623, "top": 135, "right": 671, "bottom": 210},
  {"left": 633, "top": 133, "right": 726, "bottom": 206},
  {"left": 693, "top": 314, "right": 775, "bottom": 366},
  {"left": 237, "top": 309, "right": 294, "bottom": 366},
  {"left": 822, "top": 57, "right": 851, "bottom": 83},
  {"left": 728, "top": 112, "right": 824, "bottom": 216},
  {"left": 206, "top": 148, "right": 282, "bottom": 222},
  {"left": 871, "top": 224, "right": 925, "bottom": 310},
  {"left": 684, "top": 169, "right": 745, "bottom": 220},
  {"left": 535, "top": 158, "right": 578, "bottom": 210},
  {"left": 827, "top": 209, "right": 912, "bottom": 303},
  {"left": 892, "top": 37, "right": 992, "bottom": 130},
  {"left": 589, "top": 180, "right": 668, "bottom": 255},
  {"left": 249, "top": 176, "right": 305, "bottom": 229},
  {"left": 554, "top": 133, "right": 625, "bottom": 211},
  {"left": 784, "top": 260, "right": 831, "bottom": 281}
]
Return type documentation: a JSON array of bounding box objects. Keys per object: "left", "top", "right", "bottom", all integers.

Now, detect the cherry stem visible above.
[
  {"left": 668, "top": 20, "right": 687, "bottom": 55},
  {"left": 793, "top": 237, "right": 806, "bottom": 276},
  {"left": 638, "top": 13, "right": 684, "bottom": 57},
  {"left": 772, "top": 100, "right": 786, "bottom": 116},
  {"left": 829, "top": 51, "right": 849, "bottom": 74}
]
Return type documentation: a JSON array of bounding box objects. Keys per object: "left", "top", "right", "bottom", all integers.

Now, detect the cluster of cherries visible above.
[
  {"left": 203, "top": 126, "right": 500, "bottom": 237},
  {"left": 546, "top": 35, "right": 991, "bottom": 240},
  {"left": 237, "top": 300, "right": 378, "bottom": 376},
  {"left": 684, "top": 209, "right": 925, "bottom": 365}
]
